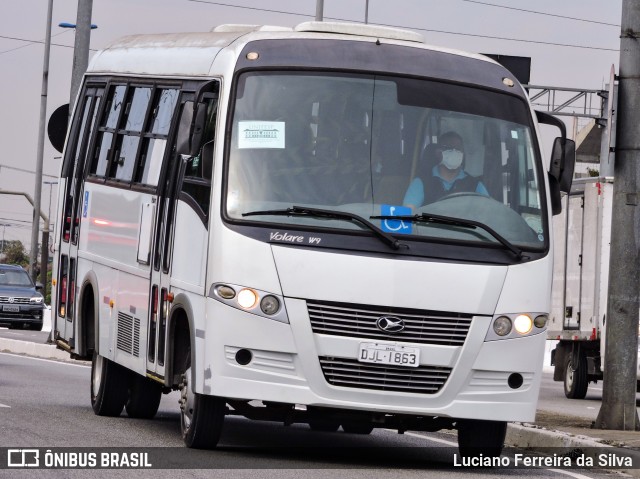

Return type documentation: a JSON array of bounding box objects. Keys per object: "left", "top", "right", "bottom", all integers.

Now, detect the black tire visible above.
[
  {"left": 341, "top": 421, "right": 374, "bottom": 435},
  {"left": 126, "top": 374, "right": 162, "bottom": 419},
  {"left": 564, "top": 351, "right": 588, "bottom": 399},
  {"left": 8, "top": 323, "right": 22, "bottom": 330},
  {"left": 457, "top": 419, "right": 507, "bottom": 459},
  {"left": 180, "top": 368, "right": 226, "bottom": 449},
  {"left": 90, "top": 351, "right": 129, "bottom": 416},
  {"left": 28, "top": 322, "right": 43, "bottom": 331}
]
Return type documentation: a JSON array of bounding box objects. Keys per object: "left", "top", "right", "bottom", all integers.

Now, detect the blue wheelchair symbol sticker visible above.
[{"left": 380, "top": 205, "right": 412, "bottom": 234}]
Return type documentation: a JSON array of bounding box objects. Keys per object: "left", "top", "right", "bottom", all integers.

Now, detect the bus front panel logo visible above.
[{"left": 376, "top": 316, "right": 405, "bottom": 333}]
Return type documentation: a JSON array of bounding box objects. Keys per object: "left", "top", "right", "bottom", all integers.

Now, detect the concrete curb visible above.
[
  {"left": 507, "top": 422, "right": 611, "bottom": 448},
  {"left": 0, "top": 337, "right": 74, "bottom": 362}
]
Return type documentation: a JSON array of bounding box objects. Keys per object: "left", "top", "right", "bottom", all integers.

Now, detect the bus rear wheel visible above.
[
  {"left": 457, "top": 419, "right": 507, "bottom": 459},
  {"left": 90, "top": 352, "right": 128, "bottom": 416},
  {"left": 179, "top": 367, "right": 226, "bottom": 449},
  {"left": 126, "top": 374, "right": 162, "bottom": 419}
]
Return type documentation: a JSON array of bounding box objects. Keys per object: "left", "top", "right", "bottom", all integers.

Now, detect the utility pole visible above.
[
  {"left": 30, "top": 0, "right": 54, "bottom": 282},
  {"left": 595, "top": 0, "right": 640, "bottom": 431},
  {"left": 69, "top": 0, "right": 94, "bottom": 112},
  {"left": 315, "top": 0, "right": 324, "bottom": 21}
]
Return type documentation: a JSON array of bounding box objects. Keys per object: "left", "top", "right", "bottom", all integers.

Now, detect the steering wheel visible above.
[{"left": 435, "top": 192, "right": 488, "bottom": 202}]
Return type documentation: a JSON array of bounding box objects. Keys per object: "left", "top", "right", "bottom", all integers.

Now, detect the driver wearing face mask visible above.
[{"left": 403, "top": 131, "right": 488, "bottom": 208}]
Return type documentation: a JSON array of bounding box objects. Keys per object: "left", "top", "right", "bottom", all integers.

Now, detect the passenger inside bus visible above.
[{"left": 403, "top": 131, "right": 488, "bottom": 208}]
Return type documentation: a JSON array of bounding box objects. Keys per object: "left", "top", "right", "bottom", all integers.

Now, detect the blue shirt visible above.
[{"left": 403, "top": 165, "right": 489, "bottom": 207}]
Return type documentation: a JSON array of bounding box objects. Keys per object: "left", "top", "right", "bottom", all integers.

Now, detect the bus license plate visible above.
[
  {"left": 2, "top": 305, "right": 20, "bottom": 312},
  {"left": 358, "top": 343, "right": 420, "bottom": 368}
]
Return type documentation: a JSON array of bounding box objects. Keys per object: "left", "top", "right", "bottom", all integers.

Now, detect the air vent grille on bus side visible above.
[
  {"left": 307, "top": 300, "right": 473, "bottom": 346},
  {"left": 116, "top": 312, "right": 141, "bottom": 357}
]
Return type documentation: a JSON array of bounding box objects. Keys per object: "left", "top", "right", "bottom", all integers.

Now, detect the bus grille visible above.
[
  {"left": 319, "top": 357, "right": 451, "bottom": 394},
  {"left": 307, "top": 300, "right": 472, "bottom": 346}
]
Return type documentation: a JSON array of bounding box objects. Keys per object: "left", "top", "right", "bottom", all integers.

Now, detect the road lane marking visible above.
[
  {"left": 547, "top": 469, "right": 595, "bottom": 479},
  {"left": 0, "top": 352, "right": 90, "bottom": 368},
  {"left": 0, "top": 403, "right": 10, "bottom": 408}
]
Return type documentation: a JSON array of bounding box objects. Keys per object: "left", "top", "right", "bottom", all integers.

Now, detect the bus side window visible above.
[
  {"left": 135, "top": 88, "right": 180, "bottom": 187},
  {"left": 180, "top": 96, "right": 217, "bottom": 223},
  {"left": 61, "top": 87, "right": 103, "bottom": 243}
]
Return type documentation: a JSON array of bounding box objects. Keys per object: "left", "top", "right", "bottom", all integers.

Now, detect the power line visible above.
[
  {"left": 185, "top": 0, "right": 619, "bottom": 52},
  {"left": 0, "top": 30, "right": 71, "bottom": 56},
  {"left": 460, "top": 0, "right": 620, "bottom": 28},
  {"left": 0, "top": 32, "right": 98, "bottom": 55},
  {"left": 0, "top": 163, "right": 58, "bottom": 179}
]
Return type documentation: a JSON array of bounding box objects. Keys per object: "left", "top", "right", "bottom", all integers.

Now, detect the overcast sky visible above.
[{"left": 0, "top": 0, "right": 622, "bottom": 249}]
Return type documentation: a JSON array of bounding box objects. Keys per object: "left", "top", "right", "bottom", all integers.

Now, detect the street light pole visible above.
[{"left": 29, "top": 0, "right": 54, "bottom": 282}]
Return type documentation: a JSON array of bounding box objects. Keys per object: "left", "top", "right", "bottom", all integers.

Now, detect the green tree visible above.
[{"left": 1, "top": 240, "right": 29, "bottom": 267}]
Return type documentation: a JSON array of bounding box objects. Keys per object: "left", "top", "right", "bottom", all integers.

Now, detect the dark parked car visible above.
[{"left": 0, "top": 264, "right": 45, "bottom": 331}]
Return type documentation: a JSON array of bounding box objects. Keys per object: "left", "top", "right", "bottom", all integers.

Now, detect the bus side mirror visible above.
[
  {"left": 176, "top": 101, "right": 195, "bottom": 156},
  {"left": 47, "top": 103, "right": 70, "bottom": 153},
  {"left": 548, "top": 172, "right": 562, "bottom": 216},
  {"left": 549, "top": 137, "right": 576, "bottom": 193},
  {"left": 189, "top": 102, "right": 208, "bottom": 157}
]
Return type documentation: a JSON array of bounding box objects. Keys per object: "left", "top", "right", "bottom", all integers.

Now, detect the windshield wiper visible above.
[
  {"left": 370, "top": 212, "right": 523, "bottom": 259},
  {"left": 243, "top": 206, "right": 404, "bottom": 250}
]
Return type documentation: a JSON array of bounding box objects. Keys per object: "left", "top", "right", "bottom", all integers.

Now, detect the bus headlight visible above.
[
  {"left": 260, "top": 295, "right": 280, "bottom": 315},
  {"left": 209, "top": 283, "right": 288, "bottom": 324},
  {"left": 514, "top": 314, "right": 533, "bottom": 334},
  {"left": 534, "top": 314, "right": 548, "bottom": 328},
  {"left": 237, "top": 289, "right": 258, "bottom": 309},
  {"left": 486, "top": 312, "right": 548, "bottom": 341},
  {"left": 493, "top": 316, "right": 512, "bottom": 336}
]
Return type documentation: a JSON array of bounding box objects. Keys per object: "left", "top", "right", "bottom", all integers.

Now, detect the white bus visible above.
[{"left": 50, "top": 22, "right": 575, "bottom": 457}]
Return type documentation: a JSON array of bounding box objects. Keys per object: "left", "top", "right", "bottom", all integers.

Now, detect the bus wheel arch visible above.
[
  {"left": 78, "top": 272, "right": 100, "bottom": 358},
  {"left": 167, "top": 299, "right": 196, "bottom": 388}
]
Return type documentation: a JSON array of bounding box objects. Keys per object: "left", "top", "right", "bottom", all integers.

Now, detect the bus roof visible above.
[{"left": 87, "top": 22, "right": 498, "bottom": 78}]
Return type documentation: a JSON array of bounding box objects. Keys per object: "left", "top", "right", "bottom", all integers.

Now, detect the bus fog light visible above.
[
  {"left": 514, "top": 314, "right": 533, "bottom": 334},
  {"left": 237, "top": 289, "right": 258, "bottom": 309},
  {"left": 493, "top": 316, "right": 512, "bottom": 336},
  {"left": 534, "top": 314, "right": 548, "bottom": 328},
  {"left": 216, "top": 285, "right": 236, "bottom": 300},
  {"left": 260, "top": 295, "right": 280, "bottom": 315}
]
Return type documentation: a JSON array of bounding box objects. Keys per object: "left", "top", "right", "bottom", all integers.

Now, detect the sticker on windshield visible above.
[
  {"left": 380, "top": 205, "right": 412, "bottom": 234},
  {"left": 238, "top": 121, "right": 285, "bottom": 149}
]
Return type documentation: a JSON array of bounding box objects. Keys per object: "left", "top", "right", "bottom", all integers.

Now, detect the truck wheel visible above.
[
  {"left": 91, "top": 351, "right": 129, "bottom": 416},
  {"left": 564, "top": 352, "right": 588, "bottom": 399},
  {"left": 457, "top": 419, "right": 506, "bottom": 458},
  {"left": 126, "top": 374, "right": 162, "bottom": 419},
  {"left": 179, "top": 367, "right": 226, "bottom": 449}
]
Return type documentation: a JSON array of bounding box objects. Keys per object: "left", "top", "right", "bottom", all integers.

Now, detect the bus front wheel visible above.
[
  {"left": 457, "top": 419, "right": 507, "bottom": 458},
  {"left": 90, "top": 352, "right": 128, "bottom": 416},
  {"left": 179, "top": 367, "right": 226, "bottom": 449}
]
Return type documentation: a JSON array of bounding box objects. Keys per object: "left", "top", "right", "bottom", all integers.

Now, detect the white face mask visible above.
[{"left": 441, "top": 149, "right": 464, "bottom": 170}]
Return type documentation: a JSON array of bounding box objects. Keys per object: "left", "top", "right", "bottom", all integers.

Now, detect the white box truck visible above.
[{"left": 549, "top": 177, "right": 640, "bottom": 397}]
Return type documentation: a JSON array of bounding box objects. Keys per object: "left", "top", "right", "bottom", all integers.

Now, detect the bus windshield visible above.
[{"left": 226, "top": 71, "right": 546, "bottom": 250}]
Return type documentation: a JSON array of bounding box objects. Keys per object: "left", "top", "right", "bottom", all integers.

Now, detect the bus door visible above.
[
  {"left": 146, "top": 96, "right": 193, "bottom": 380},
  {"left": 56, "top": 87, "right": 103, "bottom": 347}
]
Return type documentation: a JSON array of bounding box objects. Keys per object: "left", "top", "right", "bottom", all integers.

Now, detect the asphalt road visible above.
[{"left": 0, "top": 352, "right": 619, "bottom": 479}]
